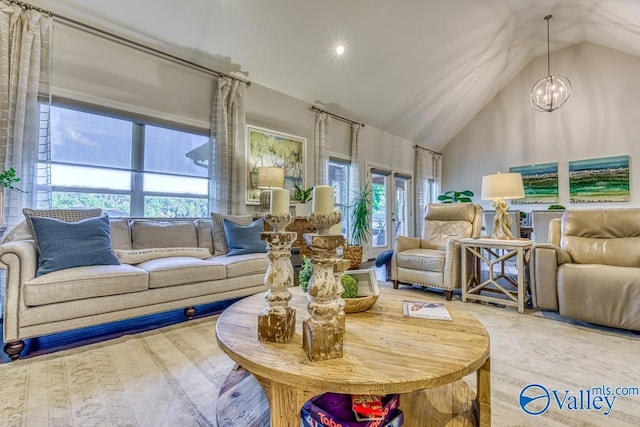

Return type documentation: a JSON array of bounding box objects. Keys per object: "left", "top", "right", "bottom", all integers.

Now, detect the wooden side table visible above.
[{"left": 460, "top": 238, "right": 532, "bottom": 314}]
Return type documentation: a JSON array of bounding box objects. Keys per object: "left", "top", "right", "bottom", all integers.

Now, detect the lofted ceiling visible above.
[{"left": 26, "top": 0, "right": 640, "bottom": 150}]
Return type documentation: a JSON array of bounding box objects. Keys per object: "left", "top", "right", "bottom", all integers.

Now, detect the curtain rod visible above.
[
  {"left": 7, "top": 0, "right": 251, "bottom": 87},
  {"left": 311, "top": 106, "right": 365, "bottom": 128},
  {"left": 414, "top": 145, "right": 442, "bottom": 156}
]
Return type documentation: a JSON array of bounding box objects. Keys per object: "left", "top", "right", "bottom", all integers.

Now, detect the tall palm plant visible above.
[{"left": 350, "top": 183, "right": 372, "bottom": 246}]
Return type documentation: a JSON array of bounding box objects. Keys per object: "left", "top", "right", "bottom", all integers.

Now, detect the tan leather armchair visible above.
[
  {"left": 530, "top": 209, "right": 640, "bottom": 331},
  {"left": 391, "top": 203, "right": 483, "bottom": 300}
]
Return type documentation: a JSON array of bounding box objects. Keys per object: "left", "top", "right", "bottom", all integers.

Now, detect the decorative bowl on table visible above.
[
  {"left": 341, "top": 269, "right": 380, "bottom": 313},
  {"left": 343, "top": 294, "right": 379, "bottom": 313}
]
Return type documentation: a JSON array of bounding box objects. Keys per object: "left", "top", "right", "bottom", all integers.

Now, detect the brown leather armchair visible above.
[
  {"left": 391, "top": 203, "right": 483, "bottom": 300},
  {"left": 530, "top": 209, "right": 640, "bottom": 331}
]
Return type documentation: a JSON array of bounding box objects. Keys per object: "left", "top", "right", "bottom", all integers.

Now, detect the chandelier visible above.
[{"left": 530, "top": 15, "right": 571, "bottom": 112}]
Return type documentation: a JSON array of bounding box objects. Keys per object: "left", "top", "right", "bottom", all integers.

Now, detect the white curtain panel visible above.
[
  {"left": 209, "top": 77, "right": 247, "bottom": 215},
  {"left": 349, "top": 123, "right": 360, "bottom": 204},
  {"left": 414, "top": 147, "right": 442, "bottom": 236},
  {"left": 314, "top": 112, "right": 330, "bottom": 185},
  {"left": 0, "top": 4, "right": 52, "bottom": 227}
]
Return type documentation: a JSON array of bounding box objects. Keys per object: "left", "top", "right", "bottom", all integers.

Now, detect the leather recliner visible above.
[
  {"left": 391, "top": 203, "right": 483, "bottom": 300},
  {"left": 530, "top": 209, "right": 640, "bottom": 331}
]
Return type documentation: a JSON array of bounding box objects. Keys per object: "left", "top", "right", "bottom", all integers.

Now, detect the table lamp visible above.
[
  {"left": 257, "top": 166, "right": 285, "bottom": 209},
  {"left": 481, "top": 172, "right": 525, "bottom": 239}
]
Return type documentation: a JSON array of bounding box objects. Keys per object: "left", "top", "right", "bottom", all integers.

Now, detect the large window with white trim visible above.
[
  {"left": 47, "top": 103, "right": 210, "bottom": 217},
  {"left": 329, "top": 158, "right": 350, "bottom": 237}
]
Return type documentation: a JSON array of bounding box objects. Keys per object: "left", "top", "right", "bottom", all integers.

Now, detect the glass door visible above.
[
  {"left": 393, "top": 173, "right": 411, "bottom": 241},
  {"left": 371, "top": 171, "right": 389, "bottom": 256},
  {"left": 367, "top": 165, "right": 412, "bottom": 260}
]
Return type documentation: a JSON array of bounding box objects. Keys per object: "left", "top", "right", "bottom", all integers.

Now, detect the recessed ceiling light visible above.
[{"left": 336, "top": 45, "right": 345, "bottom": 55}]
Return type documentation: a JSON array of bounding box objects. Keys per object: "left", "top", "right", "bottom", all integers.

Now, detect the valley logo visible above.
[{"left": 519, "top": 384, "right": 620, "bottom": 416}]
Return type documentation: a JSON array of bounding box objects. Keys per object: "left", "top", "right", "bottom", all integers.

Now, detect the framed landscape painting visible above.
[
  {"left": 509, "top": 163, "right": 559, "bottom": 204},
  {"left": 246, "top": 125, "right": 306, "bottom": 205},
  {"left": 569, "top": 155, "right": 630, "bottom": 203}
]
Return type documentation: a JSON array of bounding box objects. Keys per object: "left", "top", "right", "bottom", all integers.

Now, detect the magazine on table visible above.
[{"left": 402, "top": 300, "right": 452, "bottom": 321}]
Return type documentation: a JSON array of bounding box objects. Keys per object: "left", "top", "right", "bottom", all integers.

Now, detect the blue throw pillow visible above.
[
  {"left": 222, "top": 217, "right": 267, "bottom": 256},
  {"left": 30, "top": 214, "right": 121, "bottom": 276}
]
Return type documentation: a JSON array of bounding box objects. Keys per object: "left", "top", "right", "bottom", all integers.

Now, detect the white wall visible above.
[
  {"left": 51, "top": 21, "right": 416, "bottom": 208},
  {"left": 442, "top": 42, "right": 640, "bottom": 212}
]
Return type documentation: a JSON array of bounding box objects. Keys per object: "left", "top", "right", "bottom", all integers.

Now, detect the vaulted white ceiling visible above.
[{"left": 27, "top": 0, "right": 640, "bottom": 150}]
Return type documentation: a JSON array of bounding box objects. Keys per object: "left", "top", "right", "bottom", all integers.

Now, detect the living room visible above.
[{"left": 1, "top": 1, "right": 639, "bottom": 426}]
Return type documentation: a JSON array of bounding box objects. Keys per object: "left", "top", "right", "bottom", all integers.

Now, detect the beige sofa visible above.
[
  {"left": 391, "top": 203, "right": 483, "bottom": 300},
  {"left": 530, "top": 209, "right": 640, "bottom": 331},
  {"left": 0, "top": 217, "right": 268, "bottom": 360}
]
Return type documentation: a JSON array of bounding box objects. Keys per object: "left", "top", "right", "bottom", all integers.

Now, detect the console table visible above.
[
  {"left": 216, "top": 287, "right": 491, "bottom": 427},
  {"left": 460, "top": 238, "right": 532, "bottom": 313}
]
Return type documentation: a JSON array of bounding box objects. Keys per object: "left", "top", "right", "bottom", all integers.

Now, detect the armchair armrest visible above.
[
  {"left": 0, "top": 240, "right": 38, "bottom": 342},
  {"left": 443, "top": 238, "right": 462, "bottom": 289},
  {"left": 391, "top": 236, "right": 421, "bottom": 280},
  {"left": 529, "top": 243, "right": 572, "bottom": 311}
]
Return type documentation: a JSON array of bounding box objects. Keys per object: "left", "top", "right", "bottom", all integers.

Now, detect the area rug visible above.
[{"left": 0, "top": 285, "right": 639, "bottom": 427}]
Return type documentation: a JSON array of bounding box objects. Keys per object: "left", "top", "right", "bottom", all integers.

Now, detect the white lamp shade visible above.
[
  {"left": 257, "top": 167, "right": 285, "bottom": 189},
  {"left": 481, "top": 173, "right": 525, "bottom": 200}
]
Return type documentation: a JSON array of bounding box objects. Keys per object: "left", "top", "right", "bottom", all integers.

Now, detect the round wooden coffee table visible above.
[{"left": 216, "top": 287, "right": 491, "bottom": 427}]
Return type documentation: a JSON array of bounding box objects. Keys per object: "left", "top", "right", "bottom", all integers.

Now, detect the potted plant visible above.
[
  {"left": 437, "top": 190, "right": 474, "bottom": 203},
  {"left": 548, "top": 204, "right": 565, "bottom": 210},
  {"left": 0, "top": 167, "right": 25, "bottom": 224},
  {"left": 343, "top": 183, "right": 373, "bottom": 269},
  {"left": 293, "top": 184, "right": 313, "bottom": 217}
]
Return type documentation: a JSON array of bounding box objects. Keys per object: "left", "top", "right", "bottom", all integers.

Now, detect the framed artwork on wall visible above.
[
  {"left": 509, "top": 162, "right": 559, "bottom": 204},
  {"left": 569, "top": 155, "right": 630, "bottom": 203},
  {"left": 246, "top": 125, "right": 306, "bottom": 205}
]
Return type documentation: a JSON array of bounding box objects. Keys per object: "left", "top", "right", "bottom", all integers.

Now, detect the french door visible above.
[{"left": 366, "top": 164, "right": 412, "bottom": 259}]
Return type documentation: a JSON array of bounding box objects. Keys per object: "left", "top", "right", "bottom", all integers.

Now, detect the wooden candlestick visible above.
[
  {"left": 258, "top": 214, "right": 296, "bottom": 343},
  {"left": 302, "top": 211, "right": 344, "bottom": 361}
]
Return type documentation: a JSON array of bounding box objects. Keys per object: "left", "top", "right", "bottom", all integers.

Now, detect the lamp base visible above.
[
  {"left": 491, "top": 198, "right": 516, "bottom": 240},
  {"left": 260, "top": 190, "right": 270, "bottom": 209}
]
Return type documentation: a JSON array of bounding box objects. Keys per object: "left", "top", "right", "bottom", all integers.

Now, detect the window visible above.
[
  {"left": 329, "top": 158, "right": 350, "bottom": 237},
  {"left": 46, "top": 104, "right": 210, "bottom": 217}
]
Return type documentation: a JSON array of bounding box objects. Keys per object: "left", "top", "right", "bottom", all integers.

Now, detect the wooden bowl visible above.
[{"left": 343, "top": 294, "right": 379, "bottom": 313}]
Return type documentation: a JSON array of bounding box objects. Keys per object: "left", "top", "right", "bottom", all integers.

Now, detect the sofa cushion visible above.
[
  {"left": 110, "top": 218, "right": 132, "bottom": 250},
  {"left": 23, "top": 207, "right": 102, "bottom": 247},
  {"left": 396, "top": 248, "right": 445, "bottom": 272},
  {"left": 136, "top": 257, "right": 227, "bottom": 288},
  {"left": 24, "top": 264, "right": 148, "bottom": 306},
  {"left": 223, "top": 217, "right": 267, "bottom": 256},
  {"left": 208, "top": 253, "right": 268, "bottom": 278},
  {"left": 422, "top": 220, "right": 471, "bottom": 247},
  {"left": 115, "top": 247, "right": 212, "bottom": 264},
  {"left": 131, "top": 220, "right": 197, "bottom": 249},
  {"left": 30, "top": 214, "right": 121, "bottom": 277},
  {"left": 562, "top": 210, "right": 640, "bottom": 267},
  {"left": 2, "top": 220, "right": 31, "bottom": 243},
  {"left": 211, "top": 213, "right": 253, "bottom": 256},
  {"left": 557, "top": 263, "right": 640, "bottom": 330},
  {"left": 195, "top": 219, "right": 214, "bottom": 253}
]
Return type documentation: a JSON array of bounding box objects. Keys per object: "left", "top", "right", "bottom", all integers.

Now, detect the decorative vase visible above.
[{"left": 296, "top": 202, "right": 312, "bottom": 218}]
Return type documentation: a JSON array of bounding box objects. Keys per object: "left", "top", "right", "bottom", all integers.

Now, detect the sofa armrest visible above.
[
  {"left": 0, "top": 240, "right": 38, "bottom": 342},
  {"left": 391, "top": 236, "right": 421, "bottom": 280},
  {"left": 529, "top": 243, "right": 571, "bottom": 311}
]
